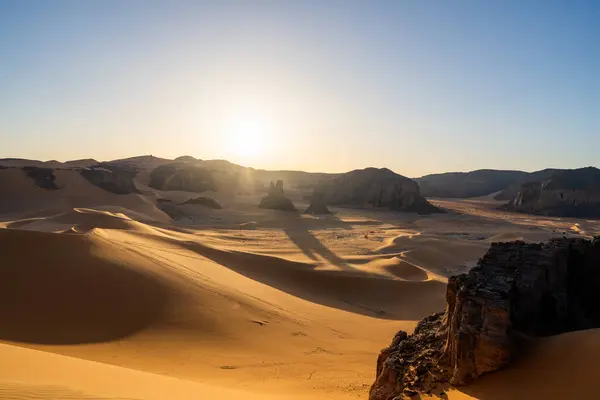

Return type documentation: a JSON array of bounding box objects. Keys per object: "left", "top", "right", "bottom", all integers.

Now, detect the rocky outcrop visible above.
[
  {"left": 417, "top": 169, "right": 529, "bottom": 199},
  {"left": 304, "top": 192, "right": 330, "bottom": 214},
  {"left": 22, "top": 166, "right": 58, "bottom": 190},
  {"left": 370, "top": 237, "right": 600, "bottom": 399},
  {"left": 79, "top": 164, "right": 139, "bottom": 194},
  {"left": 180, "top": 196, "right": 222, "bottom": 209},
  {"left": 506, "top": 167, "right": 600, "bottom": 218},
  {"left": 318, "top": 168, "right": 440, "bottom": 213},
  {"left": 259, "top": 180, "right": 296, "bottom": 211},
  {"left": 149, "top": 163, "right": 217, "bottom": 193}
]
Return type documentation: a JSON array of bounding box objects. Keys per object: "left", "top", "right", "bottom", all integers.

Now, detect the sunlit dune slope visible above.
[
  {"left": 0, "top": 213, "right": 445, "bottom": 398},
  {"left": 0, "top": 342, "right": 311, "bottom": 400},
  {"left": 6, "top": 207, "right": 163, "bottom": 234}
]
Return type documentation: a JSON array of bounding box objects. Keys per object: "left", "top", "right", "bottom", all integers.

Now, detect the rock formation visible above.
[
  {"left": 22, "top": 166, "right": 58, "bottom": 190},
  {"left": 259, "top": 180, "right": 296, "bottom": 211},
  {"left": 304, "top": 191, "right": 330, "bottom": 214},
  {"left": 79, "top": 164, "right": 139, "bottom": 194},
  {"left": 417, "top": 169, "right": 529, "bottom": 199},
  {"left": 505, "top": 167, "right": 600, "bottom": 218},
  {"left": 370, "top": 237, "right": 600, "bottom": 399},
  {"left": 149, "top": 163, "right": 217, "bottom": 193},
  {"left": 179, "top": 196, "right": 222, "bottom": 209},
  {"left": 317, "top": 168, "right": 440, "bottom": 213}
]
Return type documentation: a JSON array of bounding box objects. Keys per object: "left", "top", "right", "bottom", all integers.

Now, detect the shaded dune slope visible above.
[
  {"left": 0, "top": 229, "right": 171, "bottom": 344},
  {"left": 457, "top": 329, "right": 600, "bottom": 399}
]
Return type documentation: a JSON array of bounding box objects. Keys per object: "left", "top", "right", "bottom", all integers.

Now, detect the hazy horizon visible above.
[{"left": 2, "top": 1, "right": 599, "bottom": 176}]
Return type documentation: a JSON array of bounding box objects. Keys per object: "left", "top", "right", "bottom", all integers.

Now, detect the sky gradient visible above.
[{"left": 1, "top": 0, "right": 598, "bottom": 177}]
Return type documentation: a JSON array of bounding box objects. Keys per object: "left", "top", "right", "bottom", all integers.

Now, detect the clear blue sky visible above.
[{"left": 1, "top": 0, "right": 598, "bottom": 176}]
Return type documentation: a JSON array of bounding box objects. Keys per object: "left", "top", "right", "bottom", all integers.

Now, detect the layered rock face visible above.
[
  {"left": 259, "top": 180, "right": 296, "bottom": 211},
  {"left": 506, "top": 167, "right": 600, "bottom": 218},
  {"left": 370, "top": 238, "right": 600, "bottom": 399},
  {"left": 318, "top": 168, "right": 440, "bottom": 213}
]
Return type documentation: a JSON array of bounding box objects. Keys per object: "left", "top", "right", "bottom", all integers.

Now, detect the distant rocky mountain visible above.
[
  {"left": 416, "top": 169, "right": 529, "bottom": 198},
  {"left": 492, "top": 168, "right": 563, "bottom": 200},
  {"left": 505, "top": 167, "right": 600, "bottom": 218},
  {"left": 318, "top": 168, "right": 440, "bottom": 214}
]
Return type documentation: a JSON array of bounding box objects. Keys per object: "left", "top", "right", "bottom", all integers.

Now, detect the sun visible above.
[{"left": 226, "top": 117, "right": 271, "bottom": 160}]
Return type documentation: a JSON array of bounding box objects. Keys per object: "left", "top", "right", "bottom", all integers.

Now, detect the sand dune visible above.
[
  {"left": 1, "top": 192, "right": 599, "bottom": 399},
  {"left": 448, "top": 329, "right": 600, "bottom": 399},
  {"left": 6, "top": 208, "right": 163, "bottom": 234},
  {"left": 0, "top": 168, "right": 168, "bottom": 222},
  {"left": 0, "top": 228, "right": 172, "bottom": 344},
  {"left": 0, "top": 342, "right": 311, "bottom": 400}
]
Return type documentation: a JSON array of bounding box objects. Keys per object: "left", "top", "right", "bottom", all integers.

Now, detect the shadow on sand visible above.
[
  {"left": 282, "top": 220, "right": 353, "bottom": 270},
  {"left": 178, "top": 238, "right": 446, "bottom": 320}
]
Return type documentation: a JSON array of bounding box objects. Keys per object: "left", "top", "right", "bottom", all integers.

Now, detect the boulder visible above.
[
  {"left": 370, "top": 237, "right": 600, "bottom": 399},
  {"left": 259, "top": 180, "right": 296, "bottom": 211},
  {"left": 179, "top": 196, "right": 222, "bottom": 209},
  {"left": 317, "top": 168, "right": 440, "bottom": 213},
  {"left": 304, "top": 192, "right": 330, "bottom": 214}
]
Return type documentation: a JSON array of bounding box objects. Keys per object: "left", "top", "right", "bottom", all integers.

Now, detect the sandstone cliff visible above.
[
  {"left": 318, "top": 168, "right": 440, "bottom": 213},
  {"left": 370, "top": 237, "right": 600, "bottom": 399}
]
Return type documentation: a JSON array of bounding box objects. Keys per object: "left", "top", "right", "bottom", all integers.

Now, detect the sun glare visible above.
[{"left": 226, "top": 117, "right": 271, "bottom": 160}]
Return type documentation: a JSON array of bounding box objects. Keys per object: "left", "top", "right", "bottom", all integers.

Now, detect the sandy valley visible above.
[{"left": 1, "top": 165, "right": 599, "bottom": 399}]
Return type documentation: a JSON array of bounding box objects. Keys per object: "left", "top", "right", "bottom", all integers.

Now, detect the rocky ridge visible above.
[{"left": 370, "top": 237, "right": 600, "bottom": 399}]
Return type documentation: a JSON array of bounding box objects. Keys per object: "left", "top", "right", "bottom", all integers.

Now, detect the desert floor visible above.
[{"left": 1, "top": 185, "right": 600, "bottom": 399}]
